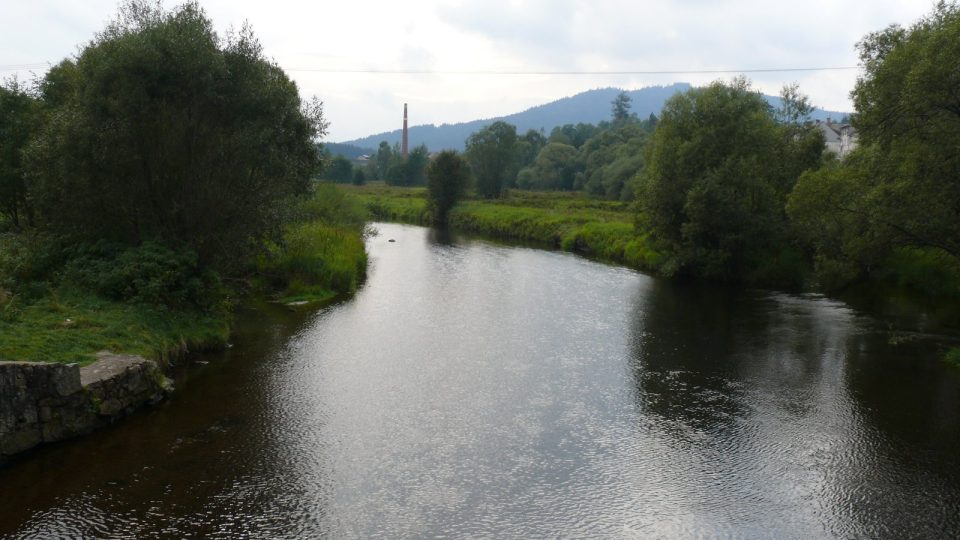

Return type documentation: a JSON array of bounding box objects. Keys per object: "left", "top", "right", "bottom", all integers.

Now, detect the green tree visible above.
[
  {"left": 517, "top": 142, "right": 580, "bottom": 191},
  {"left": 374, "top": 141, "right": 394, "bottom": 180},
  {"left": 775, "top": 83, "right": 815, "bottom": 125},
  {"left": 465, "top": 121, "right": 517, "bottom": 198},
  {"left": 427, "top": 150, "right": 470, "bottom": 224},
  {"left": 515, "top": 129, "right": 547, "bottom": 169},
  {"left": 363, "top": 156, "right": 379, "bottom": 180},
  {"left": 639, "top": 78, "right": 822, "bottom": 281},
  {"left": 789, "top": 2, "right": 960, "bottom": 283},
  {"left": 646, "top": 113, "right": 658, "bottom": 131},
  {"left": 385, "top": 161, "right": 406, "bottom": 185},
  {"left": 25, "top": 1, "right": 326, "bottom": 270},
  {"left": 786, "top": 158, "right": 880, "bottom": 287},
  {"left": 548, "top": 122, "right": 601, "bottom": 148},
  {"left": 327, "top": 155, "right": 354, "bottom": 183},
  {"left": 578, "top": 123, "right": 648, "bottom": 200},
  {"left": 38, "top": 60, "right": 81, "bottom": 109},
  {"left": 405, "top": 144, "right": 430, "bottom": 186},
  {"left": 611, "top": 91, "right": 632, "bottom": 125},
  {"left": 384, "top": 141, "right": 429, "bottom": 186},
  {"left": 352, "top": 167, "right": 366, "bottom": 186},
  {"left": 0, "top": 78, "right": 41, "bottom": 229}
]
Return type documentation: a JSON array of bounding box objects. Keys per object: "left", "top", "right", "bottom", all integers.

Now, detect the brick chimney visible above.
[{"left": 402, "top": 103, "right": 409, "bottom": 158}]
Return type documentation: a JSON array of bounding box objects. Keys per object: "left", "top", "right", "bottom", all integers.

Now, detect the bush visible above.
[
  {"left": 946, "top": 348, "right": 960, "bottom": 367},
  {"left": 873, "top": 247, "right": 960, "bottom": 299},
  {"left": 0, "top": 232, "right": 71, "bottom": 299},
  {"left": 623, "top": 234, "right": 663, "bottom": 269},
  {"left": 61, "top": 241, "right": 228, "bottom": 311}
]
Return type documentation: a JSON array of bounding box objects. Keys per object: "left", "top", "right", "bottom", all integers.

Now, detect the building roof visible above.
[{"left": 816, "top": 121, "right": 856, "bottom": 143}]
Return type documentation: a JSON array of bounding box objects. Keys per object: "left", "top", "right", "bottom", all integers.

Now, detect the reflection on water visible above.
[
  {"left": 1, "top": 223, "right": 959, "bottom": 538},
  {"left": 630, "top": 281, "right": 960, "bottom": 536}
]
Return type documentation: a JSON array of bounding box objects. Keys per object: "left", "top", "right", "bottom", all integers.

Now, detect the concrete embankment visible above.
[{"left": 0, "top": 353, "right": 172, "bottom": 463}]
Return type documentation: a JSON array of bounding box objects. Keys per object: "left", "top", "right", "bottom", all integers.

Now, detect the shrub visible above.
[
  {"left": 946, "top": 348, "right": 960, "bottom": 368},
  {"left": 61, "top": 241, "right": 227, "bottom": 311}
]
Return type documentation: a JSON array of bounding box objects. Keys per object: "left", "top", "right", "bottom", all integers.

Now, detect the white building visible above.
[{"left": 816, "top": 119, "right": 858, "bottom": 159}]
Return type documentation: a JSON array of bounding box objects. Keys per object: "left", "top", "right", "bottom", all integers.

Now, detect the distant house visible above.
[
  {"left": 353, "top": 154, "right": 372, "bottom": 167},
  {"left": 816, "top": 119, "right": 858, "bottom": 159}
]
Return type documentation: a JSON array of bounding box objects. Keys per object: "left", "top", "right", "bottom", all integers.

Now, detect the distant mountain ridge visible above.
[{"left": 339, "top": 83, "right": 850, "bottom": 152}]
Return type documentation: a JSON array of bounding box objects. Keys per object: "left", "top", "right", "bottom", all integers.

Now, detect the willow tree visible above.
[
  {"left": 26, "top": 1, "right": 326, "bottom": 270},
  {"left": 639, "top": 78, "right": 823, "bottom": 282},
  {"left": 465, "top": 121, "right": 517, "bottom": 198}
]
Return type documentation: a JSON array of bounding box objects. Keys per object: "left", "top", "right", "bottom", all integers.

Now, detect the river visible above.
[{"left": 1, "top": 222, "right": 959, "bottom": 538}]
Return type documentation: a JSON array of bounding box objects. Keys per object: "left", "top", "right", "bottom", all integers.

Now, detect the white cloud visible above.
[{"left": 0, "top": 0, "right": 935, "bottom": 141}]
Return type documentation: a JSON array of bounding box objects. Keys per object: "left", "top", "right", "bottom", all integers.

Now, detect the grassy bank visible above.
[
  {"left": 0, "top": 183, "right": 368, "bottom": 365},
  {"left": 351, "top": 184, "right": 662, "bottom": 271},
  {"left": 0, "top": 232, "right": 230, "bottom": 365},
  {"left": 256, "top": 182, "right": 369, "bottom": 304},
  {"left": 0, "top": 291, "right": 229, "bottom": 365}
]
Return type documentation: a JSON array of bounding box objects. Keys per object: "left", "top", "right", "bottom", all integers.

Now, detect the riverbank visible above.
[
  {"left": 351, "top": 183, "right": 960, "bottom": 364},
  {"left": 5, "top": 221, "right": 958, "bottom": 537},
  {"left": 0, "top": 353, "right": 171, "bottom": 464},
  {"left": 0, "top": 184, "right": 367, "bottom": 366},
  {"left": 0, "top": 288, "right": 230, "bottom": 366},
  {"left": 351, "top": 184, "right": 663, "bottom": 271},
  {"left": 0, "top": 183, "right": 369, "bottom": 460}
]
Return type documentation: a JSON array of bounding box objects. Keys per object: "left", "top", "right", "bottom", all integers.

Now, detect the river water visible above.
[{"left": 2, "top": 222, "right": 959, "bottom": 538}]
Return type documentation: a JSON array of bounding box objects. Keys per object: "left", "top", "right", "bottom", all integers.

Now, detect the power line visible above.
[
  {"left": 1, "top": 62, "right": 858, "bottom": 75},
  {"left": 0, "top": 63, "right": 50, "bottom": 71},
  {"left": 284, "top": 66, "right": 859, "bottom": 75}
]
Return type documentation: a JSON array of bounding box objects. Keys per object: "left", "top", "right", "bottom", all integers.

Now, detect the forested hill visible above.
[
  {"left": 340, "top": 83, "right": 850, "bottom": 151},
  {"left": 324, "top": 142, "right": 373, "bottom": 159}
]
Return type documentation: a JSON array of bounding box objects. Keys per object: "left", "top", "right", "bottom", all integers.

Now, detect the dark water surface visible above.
[{"left": 2, "top": 222, "right": 959, "bottom": 538}]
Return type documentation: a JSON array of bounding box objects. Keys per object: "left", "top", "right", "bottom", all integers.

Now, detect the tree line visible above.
[
  {"left": 323, "top": 140, "right": 432, "bottom": 187},
  {"left": 420, "top": 1, "right": 960, "bottom": 293},
  {"left": 323, "top": 92, "right": 655, "bottom": 198},
  {"left": 456, "top": 102, "right": 657, "bottom": 200},
  {"left": 787, "top": 2, "right": 960, "bottom": 291}
]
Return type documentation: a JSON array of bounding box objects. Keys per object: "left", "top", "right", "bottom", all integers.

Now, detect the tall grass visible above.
[
  {"left": 361, "top": 185, "right": 430, "bottom": 224},
  {"left": 0, "top": 289, "right": 229, "bottom": 365},
  {"left": 257, "top": 221, "right": 367, "bottom": 303},
  {"left": 256, "top": 182, "right": 370, "bottom": 303}
]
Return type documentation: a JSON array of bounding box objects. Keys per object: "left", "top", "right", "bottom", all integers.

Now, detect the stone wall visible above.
[{"left": 0, "top": 353, "right": 172, "bottom": 463}]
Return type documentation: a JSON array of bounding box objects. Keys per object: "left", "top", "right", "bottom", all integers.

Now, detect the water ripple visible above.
[{"left": 2, "top": 223, "right": 959, "bottom": 538}]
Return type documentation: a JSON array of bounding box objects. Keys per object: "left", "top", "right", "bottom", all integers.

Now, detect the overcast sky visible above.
[{"left": 1, "top": 0, "right": 935, "bottom": 141}]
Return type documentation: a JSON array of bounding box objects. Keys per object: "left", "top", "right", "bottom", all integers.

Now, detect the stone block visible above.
[
  {"left": 2, "top": 354, "right": 168, "bottom": 461},
  {"left": 51, "top": 364, "right": 82, "bottom": 396},
  {"left": 1, "top": 427, "right": 42, "bottom": 457}
]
